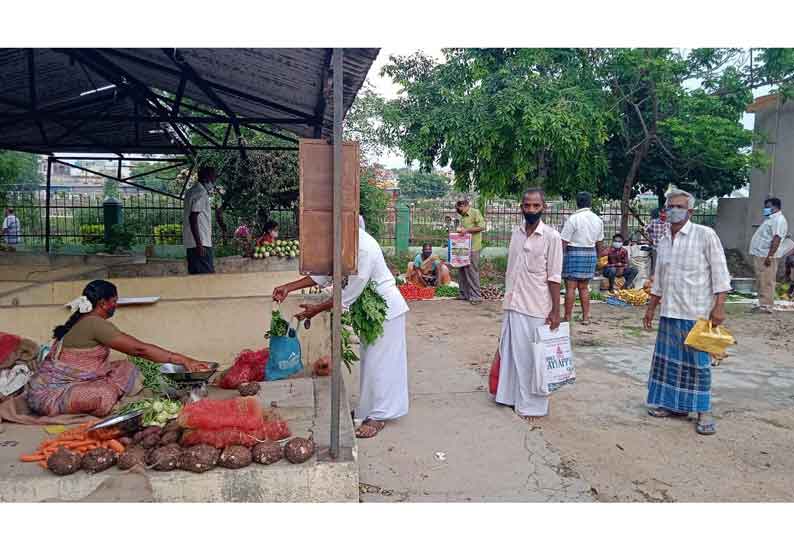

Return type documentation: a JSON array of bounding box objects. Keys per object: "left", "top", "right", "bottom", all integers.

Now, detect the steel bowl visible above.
[
  {"left": 89, "top": 409, "right": 144, "bottom": 434},
  {"left": 731, "top": 278, "right": 756, "bottom": 295},
  {"left": 160, "top": 362, "right": 219, "bottom": 383}
]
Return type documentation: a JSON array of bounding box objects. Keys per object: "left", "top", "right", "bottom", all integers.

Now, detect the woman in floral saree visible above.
[{"left": 27, "top": 280, "right": 209, "bottom": 417}]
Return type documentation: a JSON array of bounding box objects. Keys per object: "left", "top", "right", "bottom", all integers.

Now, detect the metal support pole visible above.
[
  {"left": 330, "top": 48, "right": 344, "bottom": 459},
  {"left": 45, "top": 157, "right": 52, "bottom": 253}
]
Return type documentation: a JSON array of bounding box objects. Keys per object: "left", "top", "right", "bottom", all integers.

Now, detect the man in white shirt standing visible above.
[
  {"left": 643, "top": 189, "right": 732, "bottom": 436},
  {"left": 3, "top": 208, "right": 21, "bottom": 247},
  {"left": 183, "top": 166, "right": 216, "bottom": 274},
  {"left": 560, "top": 192, "right": 604, "bottom": 325},
  {"left": 749, "top": 197, "right": 788, "bottom": 313}
]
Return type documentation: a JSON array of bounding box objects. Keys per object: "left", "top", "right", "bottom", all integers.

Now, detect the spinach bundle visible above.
[
  {"left": 267, "top": 309, "right": 290, "bottom": 338},
  {"left": 348, "top": 282, "right": 388, "bottom": 344}
]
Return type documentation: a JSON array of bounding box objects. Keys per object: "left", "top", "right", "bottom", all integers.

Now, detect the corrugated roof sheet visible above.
[{"left": 0, "top": 48, "right": 379, "bottom": 154}]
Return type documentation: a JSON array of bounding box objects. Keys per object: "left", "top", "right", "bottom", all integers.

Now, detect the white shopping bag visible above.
[
  {"left": 530, "top": 322, "right": 575, "bottom": 395},
  {"left": 448, "top": 233, "right": 472, "bottom": 268}
]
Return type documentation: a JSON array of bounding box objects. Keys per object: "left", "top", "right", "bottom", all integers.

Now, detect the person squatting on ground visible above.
[
  {"left": 494, "top": 188, "right": 562, "bottom": 421},
  {"left": 272, "top": 226, "right": 409, "bottom": 439},
  {"left": 749, "top": 197, "right": 788, "bottom": 313},
  {"left": 603, "top": 234, "right": 639, "bottom": 292},
  {"left": 643, "top": 189, "right": 732, "bottom": 436},
  {"left": 406, "top": 243, "right": 452, "bottom": 287},
  {"left": 560, "top": 191, "right": 604, "bottom": 325}
]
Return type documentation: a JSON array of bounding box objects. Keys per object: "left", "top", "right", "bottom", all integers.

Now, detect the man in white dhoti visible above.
[
  {"left": 272, "top": 226, "right": 409, "bottom": 439},
  {"left": 495, "top": 188, "right": 563, "bottom": 420}
]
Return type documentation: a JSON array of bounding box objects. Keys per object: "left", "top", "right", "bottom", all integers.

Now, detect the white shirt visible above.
[
  {"left": 312, "top": 228, "right": 409, "bottom": 322},
  {"left": 749, "top": 211, "right": 788, "bottom": 258},
  {"left": 651, "top": 221, "right": 732, "bottom": 321},
  {"left": 183, "top": 183, "right": 212, "bottom": 248},
  {"left": 560, "top": 208, "right": 604, "bottom": 248},
  {"left": 3, "top": 214, "right": 21, "bottom": 244}
]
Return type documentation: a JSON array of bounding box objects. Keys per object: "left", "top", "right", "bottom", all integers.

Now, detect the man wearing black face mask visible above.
[{"left": 494, "top": 188, "right": 563, "bottom": 421}]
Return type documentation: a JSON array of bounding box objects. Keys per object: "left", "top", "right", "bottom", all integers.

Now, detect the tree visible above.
[
  {"left": 380, "top": 49, "right": 611, "bottom": 197},
  {"left": 0, "top": 151, "right": 40, "bottom": 194},
  {"left": 359, "top": 165, "right": 390, "bottom": 239},
  {"left": 396, "top": 170, "right": 449, "bottom": 200},
  {"left": 344, "top": 81, "right": 388, "bottom": 159}
]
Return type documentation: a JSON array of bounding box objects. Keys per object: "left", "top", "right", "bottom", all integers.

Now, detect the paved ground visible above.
[{"left": 352, "top": 300, "right": 794, "bottom": 502}]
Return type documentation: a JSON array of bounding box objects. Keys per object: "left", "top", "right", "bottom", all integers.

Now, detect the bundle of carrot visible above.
[{"left": 19, "top": 422, "right": 126, "bottom": 469}]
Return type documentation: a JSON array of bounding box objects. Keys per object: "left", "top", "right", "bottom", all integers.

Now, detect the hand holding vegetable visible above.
[{"left": 272, "top": 285, "right": 289, "bottom": 303}]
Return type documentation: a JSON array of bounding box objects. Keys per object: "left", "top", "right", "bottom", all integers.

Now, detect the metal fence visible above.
[
  {"left": 0, "top": 190, "right": 298, "bottom": 250},
  {"left": 379, "top": 198, "right": 718, "bottom": 248}
]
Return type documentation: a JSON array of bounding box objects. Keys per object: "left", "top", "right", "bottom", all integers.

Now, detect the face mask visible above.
[
  {"left": 763, "top": 207, "right": 773, "bottom": 218},
  {"left": 105, "top": 305, "right": 117, "bottom": 319},
  {"left": 612, "top": 241, "right": 623, "bottom": 249},
  {"left": 665, "top": 207, "right": 689, "bottom": 224},
  {"left": 422, "top": 252, "right": 432, "bottom": 260},
  {"left": 524, "top": 211, "right": 542, "bottom": 225}
]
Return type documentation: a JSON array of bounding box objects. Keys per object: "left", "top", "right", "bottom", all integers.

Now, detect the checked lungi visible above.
[
  {"left": 646, "top": 317, "right": 712, "bottom": 413},
  {"left": 562, "top": 246, "right": 597, "bottom": 281}
]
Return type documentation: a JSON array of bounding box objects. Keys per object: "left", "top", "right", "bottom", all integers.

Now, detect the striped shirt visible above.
[{"left": 651, "top": 220, "right": 732, "bottom": 321}]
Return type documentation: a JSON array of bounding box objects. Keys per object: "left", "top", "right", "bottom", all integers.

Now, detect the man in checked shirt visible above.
[{"left": 643, "top": 189, "right": 732, "bottom": 436}]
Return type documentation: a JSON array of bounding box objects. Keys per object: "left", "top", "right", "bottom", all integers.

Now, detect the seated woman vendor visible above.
[
  {"left": 27, "top": 280, "right": 209, "bottom": 418},
  {"left": 406, "top": 243, "right": 451, "bottom": 287},
  {"left": 256, "top": 219, "right": 280, "bottom": 246}
]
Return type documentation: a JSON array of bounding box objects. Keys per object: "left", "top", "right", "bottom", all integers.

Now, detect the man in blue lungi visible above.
[
  {"left": 561, "top": 192, "right": 604, "bottom": 325},
  {"left": 643, "top": 189, "right": 732, "bottom": 436}
]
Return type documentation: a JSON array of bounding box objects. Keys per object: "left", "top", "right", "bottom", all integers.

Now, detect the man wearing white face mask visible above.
[
  {"left": 643, "top": 189, "right": 732, "bottom": 436},
  {"left": 749, "top": 197, "right": 788, "bottom": 313}
]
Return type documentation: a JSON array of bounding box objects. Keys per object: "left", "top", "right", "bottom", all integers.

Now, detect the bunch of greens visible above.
[
  {"left": 348, "top": 282, "right": 388, "bottom": 344},
  {"left": 267, "top": 309, "right": 290, "bottom": 338},
  {"left": 129, "top": 356, "right": 173, "bottom": 392},
  {"left": 340, "top": 312, "right": 359, "bottom": 373},
  {"left": 118, "top": 398, "right": 182, "bottom": 427},
  {"left": 434, "top": 284, "right": 460, "bottom": 298}
]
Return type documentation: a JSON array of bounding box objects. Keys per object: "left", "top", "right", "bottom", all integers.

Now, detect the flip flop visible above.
[
  {"left": 356, "top": 419, "right": 386, "bottom": 439},
  {"left": 696, "top": 419, "right": 717, "bottom": 435},
  {"left": 647, "top": 407, "right": 688, "bottom": 418}
]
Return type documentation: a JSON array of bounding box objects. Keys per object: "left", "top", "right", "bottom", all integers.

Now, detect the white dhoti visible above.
[
  {"left": 356, "top": 313, "right": 409, "bottom": 422},
  {"left": 495, "top": 310, "right": 549, "bottom": 417}
]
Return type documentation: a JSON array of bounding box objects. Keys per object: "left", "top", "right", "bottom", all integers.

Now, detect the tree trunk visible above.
[
  {"left": 656, "top": 185, "right": 666, "bottom": 210},
  {"left": 536, "top": 148, "right": 549, "bottom": 187},
  {"left": 621, "top": 140, "right": 650, "bottom": 238}
]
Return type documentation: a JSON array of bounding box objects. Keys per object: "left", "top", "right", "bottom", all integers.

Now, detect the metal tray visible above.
[
  {"left": 90, "top": 409, "right": 144, "bottom": 433},
  {"left": 160, "top": 362, "right": 219, "bottom": 383}
]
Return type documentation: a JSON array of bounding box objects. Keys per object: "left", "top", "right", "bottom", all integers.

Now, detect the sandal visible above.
[
  {"left": 696, "top": 419, "right": 717, "bottom": 435},
  {"left": 356, "top": 419, "right": 386, "bottom": 439},
  {"left": 647, "top": 407, "right": 688, "bottom": 418}
]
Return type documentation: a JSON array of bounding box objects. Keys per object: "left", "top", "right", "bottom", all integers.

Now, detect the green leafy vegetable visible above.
[
  {"left": 348, "top": 282, "right": 388, "bottom": 344},
  {"left": 129, "top": 356, "right": 173, "bottom": 392},
  {"left": 340, "top": 312, "right": 359, "bottom": 373},
  {"left": 267, "top": 309, "right": 290, "bottom": 338},
  {"left": 434, "top": 284, "right": 460, "bottom": 298}
]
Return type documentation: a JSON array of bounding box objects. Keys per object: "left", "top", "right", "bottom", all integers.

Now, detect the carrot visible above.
[
  {"left": 105, "top": 439, "right": 125, "bottom": 454},
  {"left": 19, "top": 453, "right": 45, "bottom": 462}
]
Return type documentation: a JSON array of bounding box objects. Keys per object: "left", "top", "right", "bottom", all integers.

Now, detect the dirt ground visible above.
[{"left": 355, "top": 299, "right": 794, "bottom": 502}]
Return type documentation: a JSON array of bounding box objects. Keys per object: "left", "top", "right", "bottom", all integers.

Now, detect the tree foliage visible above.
[
  {"left": 0, "top": 151, "right": 40, "bottom": 194},
  {"left": 396, "top": 169, "right": 450, "bottom": 200},
  {"left": 380, "top": 48, "right": 793, "bottom": 235}
]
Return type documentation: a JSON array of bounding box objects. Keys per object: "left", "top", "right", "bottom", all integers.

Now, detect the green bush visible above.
[
  {"left": 105, "top": 224, "right": 135, "bottom": 253},
  {"left": 153, "top": 224, "right": 182, "bottom": 245},
  {"left": 80, "top": 224, "right": 104, "bottom": 245}
]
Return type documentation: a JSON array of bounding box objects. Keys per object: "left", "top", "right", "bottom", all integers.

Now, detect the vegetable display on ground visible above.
[{"left": 118, "top": 398, "right": 182, "bottom": 427}]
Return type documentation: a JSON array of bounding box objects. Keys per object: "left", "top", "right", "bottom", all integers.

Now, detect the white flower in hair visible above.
[{"left": 65, "top": 295, "right": 93, "bottom": 314}]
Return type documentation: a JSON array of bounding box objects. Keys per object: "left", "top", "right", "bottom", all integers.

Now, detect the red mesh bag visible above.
[
  {"left": 178, "top": 397, "right": 265, "bottom": 431},
  {"left": 219, "top": 348, "right": 269, "bottom": 389},
  {"left": 489, "top": 347, "right": 500, "bottom": 396},
  {"left": 180, "top": 420, "right": 291, "bottom": 448}
]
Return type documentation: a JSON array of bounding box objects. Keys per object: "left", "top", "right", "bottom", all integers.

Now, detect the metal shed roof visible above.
[{"left": 0, "top": 48, "right": 379, "bottom": 156}]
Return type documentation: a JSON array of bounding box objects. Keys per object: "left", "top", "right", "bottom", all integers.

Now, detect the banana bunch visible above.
[{"left": 613, "top": 288, "right": 650, "bottom": 306}]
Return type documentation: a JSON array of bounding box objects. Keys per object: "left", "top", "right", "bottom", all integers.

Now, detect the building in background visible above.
[{"left": 717, "top": 94, "right": 793, "bottom": 262}]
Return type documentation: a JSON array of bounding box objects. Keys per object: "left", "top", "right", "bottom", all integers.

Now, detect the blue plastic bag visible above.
[{"left": 266, "top": 325, "right": 303, "bottom": 381}]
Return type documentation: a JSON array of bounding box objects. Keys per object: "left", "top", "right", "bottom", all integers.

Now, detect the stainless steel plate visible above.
[{"left": 160, "top": 362, "right": 219, "bottom": 382}]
